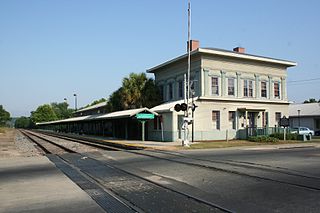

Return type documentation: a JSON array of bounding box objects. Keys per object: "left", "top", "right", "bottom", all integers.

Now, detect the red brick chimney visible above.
[
  {"left": 187, "top": 40, "right": 199, "bottom": 52},
  {"left": 233, "top": 47, "right": 245, "bottom": 53}
]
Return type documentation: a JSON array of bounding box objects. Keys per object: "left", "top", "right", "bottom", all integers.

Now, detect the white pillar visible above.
[
  {"left": 236, "top": 72, "right": 241, "bottom": 97},
  {"left": 255, "top": 74, "right": 260, "bottom": 98},
  {"left": 281, "top": 77, "right": 287, "bottom": 100}
]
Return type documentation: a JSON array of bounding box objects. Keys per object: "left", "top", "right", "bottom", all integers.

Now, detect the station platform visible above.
[
  {"left": 43, "top": 131, "right": 183, "bottom": 150},
  {"left": 0, "top": 130, "right": 104, "bottom": 213}
]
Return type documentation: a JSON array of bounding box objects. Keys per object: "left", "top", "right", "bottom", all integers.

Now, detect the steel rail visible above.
[
  {"left": 34, "top": 130, "right": 320, "bottom": 191},
  {"left": 25, "top": 130, "right": 232, "bottom": 212}
]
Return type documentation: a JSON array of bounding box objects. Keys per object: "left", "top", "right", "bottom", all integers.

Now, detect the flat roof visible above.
[
  {"left": 147, "top": 47, "right": 297, "bottom": 73},
  {"left": 289, "top": 103, "right": 320, "bottom": 117},
  {"left": 75, "top": 101, "right": 108, "bottom": 113}
]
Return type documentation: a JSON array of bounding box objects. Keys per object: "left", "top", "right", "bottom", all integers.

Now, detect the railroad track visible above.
[
  {"left": 20, "top": 130, "right": 231, "bottom": 213},
  {"left": 36, "top": 130, "right": 320, "bottom": 192},
  {"left": 23, "top": 130, "right": 320, "bottom": 212}
]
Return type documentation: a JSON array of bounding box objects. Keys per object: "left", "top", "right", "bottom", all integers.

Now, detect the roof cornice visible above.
[{"left": 147, "top": 48, "right": 297, "bottom": 73}]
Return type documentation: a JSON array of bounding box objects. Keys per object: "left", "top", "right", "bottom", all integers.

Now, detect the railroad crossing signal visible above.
[
  {"left": 174, "top": 103, "right": 197, "bottom": 112},
  {"left": 174, "top": 103, "right": 188, "bottom": 112}
]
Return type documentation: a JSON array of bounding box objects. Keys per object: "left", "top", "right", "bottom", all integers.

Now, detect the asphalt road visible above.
[{"left": 96, "top": 146, "right": 320, "bottom": 213}]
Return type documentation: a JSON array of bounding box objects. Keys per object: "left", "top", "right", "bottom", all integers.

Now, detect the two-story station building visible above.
[
  {"left": 147, "top": 40, "right": 297, "bottom": 141},
  {"left": 37, "top": 41, "right": 297, "bottom": 142}
]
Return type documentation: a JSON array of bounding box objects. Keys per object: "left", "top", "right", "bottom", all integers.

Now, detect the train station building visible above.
[{"left": 38, "top": 41, "right": 296, "bottom": 142}]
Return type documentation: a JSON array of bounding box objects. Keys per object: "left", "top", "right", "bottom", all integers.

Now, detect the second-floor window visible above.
[
  {"left": 228, "top": 78, "right": 235, "bottom": 96},
  {"left": 178, "top": 81, "right": 183, "bottom": 98},
  {"left": 274, "top": 82, "right": 280, "bottom": 98},
  {"left": 168, "top": 83, "right": 173, "bottom": 100},
  {"left": 243, "top": 80, "right": 253, "bottom": 97},
  {"left": 159, "top": 85, "right": 164, "bottom": 100},
  {"left": 211, "top": 77, "right": 219, "bottom": 95},
  {"left": 261, "top": 81, "right": 267, "bottom": 98}
]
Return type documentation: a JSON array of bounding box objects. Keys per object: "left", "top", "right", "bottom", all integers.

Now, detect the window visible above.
[
  {"left": 275, "top": 112, "right": 281, "bottom": 126},
  {"left": 274, "top": 82, "right": 280, "bottom": 98},
  {"left": 229, "top": 111, "right": 236, "bottom": 129},
  {"left": 159, "top": 85, "right": 164, "bottom": 100},
  {"left": 228, "top": 78, "right": 235, "bottom": 96},
  {"left": 211, "top": 77, "right": 219, "bottom": 95},
  {"left": 243, "top": 80, "right": 253, "bottom": 97},
  {"left": 212, "top": 110, "right": 220, "bottom": 129},
  {"left": 261, "top": 81, "right": 267, "bottom": 98},
  {"left": 168, "top": 83, "right": 173, "bottom": 100},
  {"left": 178, "top": 81, "right": 183, "bottom": 98}
]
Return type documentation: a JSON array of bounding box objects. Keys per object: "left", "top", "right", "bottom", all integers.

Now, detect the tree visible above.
[
  {"left": 106, "top": 88, "right": 124, "bottom": 112},
  {"left": 15, "top": 116, "right": 34, "bottom": 129},
  {"left": 106, "top": 72, "right": 162, "bottom": 112},
  {"left": 121, "top": 73, "right": 147, "bottom": 109},
  {"left": 30, "top": 104, "right": 58, "bottom": 123},
  {"left": 141, "top": 78, "right": 162, "bottom": 108},
  {"left": 51, "top": 102, "right": 73, "bottom": 119},
  {"left": 303, "top": 98, "right": 319, "bottom": 103},
  {"left": 0, "top": 105, "right": 10, "bottom": 126},
  {"left": 89, "top": 98, "right": 107, "bottom": 106}
]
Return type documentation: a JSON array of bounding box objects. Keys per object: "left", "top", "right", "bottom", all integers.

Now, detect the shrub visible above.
[
  {"left": 270, "top": 133, "right": 298, "bottom": 140},
  {"left": 248, "top": 136, "right": 279, "bottom": 143}
]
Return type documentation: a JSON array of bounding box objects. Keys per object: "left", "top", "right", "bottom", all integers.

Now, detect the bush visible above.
[
  {"left": 270, "top": 133, "right": 298, "bottom": 140},
  {"left": 248, "top": 135, "right": 279, "bottom": 143}
]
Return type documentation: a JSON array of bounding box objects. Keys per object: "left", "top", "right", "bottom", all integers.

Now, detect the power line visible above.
[{"left": 287, "top": 77, "right": 320, "bottom": 83}]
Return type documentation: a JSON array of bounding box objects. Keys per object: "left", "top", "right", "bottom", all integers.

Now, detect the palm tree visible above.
[
  {"left": 106, "top": 72, "right": 162, "bottom": 112},
  {"left": 121, "top": 73, "right": 148, "bottom": 109}
]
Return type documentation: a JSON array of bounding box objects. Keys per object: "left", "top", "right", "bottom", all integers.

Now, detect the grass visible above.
[
  {"left": 186, "top": 139, "right": 320, "bottom": 149},
  {"left": 0, "top": 127, "right": 6, "bottom": 134}
]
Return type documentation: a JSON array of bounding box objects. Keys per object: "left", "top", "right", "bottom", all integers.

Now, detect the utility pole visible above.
[{"left": 182, "top": 0, "right": 191, "bottom": 147}]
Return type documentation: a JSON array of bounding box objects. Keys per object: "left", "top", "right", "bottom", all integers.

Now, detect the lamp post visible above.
[
  {"left": 297, "top": 109, "right": 301, "bottom": 127},
  {"left": 64, "top": 98, "right": 67, "bottom": 103},
  {"left": 73, "top": 94, "right": 77, "bottom": 111}
]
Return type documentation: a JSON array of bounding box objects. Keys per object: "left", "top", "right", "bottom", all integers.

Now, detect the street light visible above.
[
  {"left": 297, "top": 109, "right": 301, "bottom": 127},
  {"left": 73, "top": 94, "right": 77, "bottom": 111},
  {"left": 64, "top": 98, "right": 67, "bottom": 103}
]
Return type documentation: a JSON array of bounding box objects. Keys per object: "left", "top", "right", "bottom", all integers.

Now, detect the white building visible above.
[{"left": 147, "top": 41, "right": 297, "bottom": 141}]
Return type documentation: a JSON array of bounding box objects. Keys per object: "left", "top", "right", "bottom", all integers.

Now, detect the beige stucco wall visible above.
[
  {"left": 149, "top": 52, "right": 293, "bottom": 141},
  {"left": 201, "top": 54, "right": 288, "bottom": 102}
]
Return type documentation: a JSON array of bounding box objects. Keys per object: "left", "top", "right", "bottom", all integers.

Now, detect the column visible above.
[
  {"left": 220, "top": 70, "right": 226, "bottom": 97},
  {"left": 255, "top": 74, "right": 260, "bottom": 98},
  {"left": 281, "top": 77, "right": 287, "bottom": 100},
  {"left": 203, "top": 69, "right": 209, "bottom": 96},
  {"left": 236, "top": 72, "right": 242, "bottom": 97},
  {"left": 268, "top": 75, "right": 273, "bottom": 99}
]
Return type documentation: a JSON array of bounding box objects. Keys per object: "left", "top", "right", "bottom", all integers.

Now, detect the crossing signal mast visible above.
[{"left": 174, "top": 0, "right": 193, "bottom": 147}]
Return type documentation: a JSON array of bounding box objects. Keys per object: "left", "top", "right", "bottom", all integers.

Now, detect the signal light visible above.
[{"left": 174, "top": 103, "right": 188, "bottom": 112}]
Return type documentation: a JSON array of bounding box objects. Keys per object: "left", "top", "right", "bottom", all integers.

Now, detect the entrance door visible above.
[
  {"left": 248, "top": 112, "right": 256, "bottom": 128},
  {"left": 248, "top": 112, "right": 256, "bottom": 136}
]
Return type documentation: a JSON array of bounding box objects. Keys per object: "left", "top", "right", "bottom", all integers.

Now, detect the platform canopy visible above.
[{"left": 36, "top": 107, "right": 158, "bottom": 126}]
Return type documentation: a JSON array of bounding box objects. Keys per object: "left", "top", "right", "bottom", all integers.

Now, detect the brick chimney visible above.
[
  {"left": 233, "top": 47, "right": 245, "bottom": 53},
  {"left": 187, "top": 40, "right": 199, "bottom": 52}
]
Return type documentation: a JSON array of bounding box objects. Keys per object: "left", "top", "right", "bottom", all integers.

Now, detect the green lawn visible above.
[{"left": 0, "top": 127, "right": 6, "bottom": 134}]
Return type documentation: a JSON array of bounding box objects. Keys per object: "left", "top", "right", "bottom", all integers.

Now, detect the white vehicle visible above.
[{"left": 291, "top": 127, "right": 314, "bottom": 136}]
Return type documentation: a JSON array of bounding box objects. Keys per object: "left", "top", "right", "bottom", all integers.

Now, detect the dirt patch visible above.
[{"left": 0, "top": 129, "right": 41, "bottom": 158}]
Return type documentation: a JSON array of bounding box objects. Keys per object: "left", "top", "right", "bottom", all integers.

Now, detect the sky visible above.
[{"left": 1, "top": 0, "right": 320, "bottom": 117}]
